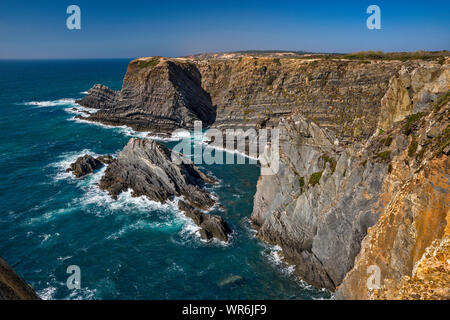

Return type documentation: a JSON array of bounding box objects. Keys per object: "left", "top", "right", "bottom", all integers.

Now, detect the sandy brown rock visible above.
[{"left": 335, "top": 97, "right": 450, "bottom": 299}]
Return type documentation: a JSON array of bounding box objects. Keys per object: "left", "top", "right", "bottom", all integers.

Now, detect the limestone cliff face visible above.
[
  {"left": 251, "top": 110, "right": 390, "bottom": 290},
  {"left": 378, "top": 61, "right": 449, "bottom": 131},
  {"left": 79, "top": 57, "right": 404, "bottom": 143},
  {"left": 251, "top": 62, "right": 449, "bottom": 293},
  {"left": 0, "top": 257, "right": 39, "bottom": 300},
  {"left": 78, "top": 57, "right": 216, "bottom": 133},
  {"left": 336, "top": 99, "right": 450, "bottom": 300},
  {"left": 201, "top": 58, "right": 406, "bottom": 145}
]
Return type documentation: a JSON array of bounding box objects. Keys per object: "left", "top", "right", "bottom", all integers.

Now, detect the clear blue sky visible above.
[{"left": 0, "top": 0, "right": 449, "bottom": 59}]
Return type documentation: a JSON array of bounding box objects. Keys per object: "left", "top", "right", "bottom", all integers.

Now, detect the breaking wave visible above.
[{"left": 22, "top": 98, "right": 77, "bottom": 107}]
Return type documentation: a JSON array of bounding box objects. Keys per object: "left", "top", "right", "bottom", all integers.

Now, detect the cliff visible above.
[
  {"left": 0, "top": 257, "right": 39, "bottom": 300},
  {"left": 79, "top": 56, "right": 405, "bottom": 143},
  {"left": 336, "top": 95, "right": 450, "bottom": 299},
  {"left": 79, "top": 53, "right": 449, "bottom": 299},
  {"left": 251, "top": 62, "right": 449, "bottom": 294},
  {"left": 78, "top": 57, "right": 216, "bottom": 134}
]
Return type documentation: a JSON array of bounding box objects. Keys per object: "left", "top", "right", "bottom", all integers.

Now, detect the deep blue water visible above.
[{"left": 0, "top": 60, "right": 330, "bottom": 300}]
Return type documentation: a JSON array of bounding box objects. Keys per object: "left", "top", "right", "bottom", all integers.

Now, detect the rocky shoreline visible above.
[
  {"left": 4, "top": 53, "right": 436, "bottom": 301},
  {"left": 66, "top": 138, "right": 232, "bottom": 243},
  {"left": 75, "top": 54, "right": 449, "bottom": 299}
]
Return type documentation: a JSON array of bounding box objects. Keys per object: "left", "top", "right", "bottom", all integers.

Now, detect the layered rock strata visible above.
[
  {"left": 78, "top": 54, "right": 449, "bottom": 297},
  {"left": 96, "top": 138, "right": 231, "bottom": 242}
]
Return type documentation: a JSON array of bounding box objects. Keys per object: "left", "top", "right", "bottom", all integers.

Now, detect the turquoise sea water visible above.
[{"left": 0, "top": 60, "right": 330, "bottom": 300}]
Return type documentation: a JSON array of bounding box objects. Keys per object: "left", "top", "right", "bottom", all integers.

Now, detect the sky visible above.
[{"left": 0, "top": 0, "right": 449, "bottom": 59}]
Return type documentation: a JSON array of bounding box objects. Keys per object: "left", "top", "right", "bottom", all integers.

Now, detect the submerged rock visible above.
[
  {"left": 218, "top": 275, "right": 244, "bottom": 287},
  {"left": 66, "top": 154, "right": 102, "bottom": 178}
]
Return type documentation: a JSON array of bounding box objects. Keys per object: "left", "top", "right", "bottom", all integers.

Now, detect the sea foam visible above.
[{"left": 22, "top": 98, "right": 76, "bottom": 107}]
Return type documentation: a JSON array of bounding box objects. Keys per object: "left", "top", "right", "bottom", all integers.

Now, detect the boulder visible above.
[
  {"left": 178, "top": 200, "right": 231, "bottom": 242},
  {"left": 66, "top": 154, "right": 102, "bottom": 178}
]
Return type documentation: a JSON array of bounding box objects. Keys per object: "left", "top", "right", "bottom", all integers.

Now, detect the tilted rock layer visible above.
[
  {"left": 97, "top": 138, "right": 231, "bottom": 242},
  {"left": 99, "top": 138, "right": 216, "bottom": 209},
  {"left": 80, "top": 54, "right": 449, "bottom": 298},
  {"left": 336, "top": 100, "right": 450, "bottom": 299},
  {"left": 250, "top": 61, "right": 449, "bottom": 294}
]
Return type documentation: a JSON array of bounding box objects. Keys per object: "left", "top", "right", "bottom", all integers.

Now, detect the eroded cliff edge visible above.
[{"left": 79, "top": 54, "right": 449, "bottom": 299}]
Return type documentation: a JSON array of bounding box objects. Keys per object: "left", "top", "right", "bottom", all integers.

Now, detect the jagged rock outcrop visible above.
[
  {"left": 97, "top": 138, "right": 231, "bottom": 241},
  {"left": 178, "top": 200, "right": 232, "bottom": 242},
  {"left": 77, "top": 57, "right": 216, "bottom": 133},
  {"left": 77, "top": 84, "right": 119, "bottom": 110},
  {"left": 99, "top": 138, "right": 216, "bottom": 208},
  {"left": 66, "top": 154, "right": 103, "bottom": 178},
  {"left": 66, "top": 154, "right": 114, "bottom": 177},
  {"left": 0, "top": 257, "right": 39, "bottom": 300}
]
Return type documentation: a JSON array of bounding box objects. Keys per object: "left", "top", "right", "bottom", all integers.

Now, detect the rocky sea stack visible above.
[
  {"left": 76, "top": 57, "right": 217, "bottom": 134},
  {"left": 68, "top": 138, "right": 231, "bottom": 242}
]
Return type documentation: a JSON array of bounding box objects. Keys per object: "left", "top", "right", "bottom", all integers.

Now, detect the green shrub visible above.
[
  {"left": 320, "top": 154, "right": 337, "bottom": 173},
  {"left": 403, "top": 112, "right": 423, "bottom": 135},
  {"left": 433, "top": 91, "right": 450, "bottom": 112},
  {"left": 408, "top": 140, "right": 418, "bottom": 157},
  {"left": 309, "top": 171, "right": 323, "bottom": 186},
  {"left": 377, "top": 151, "right": 390, "bottom": 162}
]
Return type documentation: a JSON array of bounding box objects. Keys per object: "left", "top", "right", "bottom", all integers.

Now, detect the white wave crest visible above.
[
  {"left": 64, "top": 105, "right": 99, "bottom": 118},
  {"left": 263, "top": 245, "right": 295, "bottom": 275},
  {"left": 22, "top": 98, "right": 76, "bottom": 107},
  {"left": 50, "top": 149, "right": 102, "bottom": 181},
  {"left": 68, "top": 117, "right": 150, "bottom": 138},
  {"left": 38, "top": 285, "right": 57, "bottom": 300}
]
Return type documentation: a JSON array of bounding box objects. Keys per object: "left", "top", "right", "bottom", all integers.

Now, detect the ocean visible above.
[{"left": 0, "top": 59, "right": 330, "bottom": 300}]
